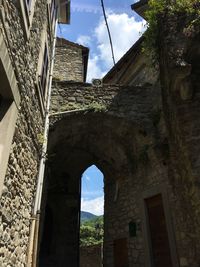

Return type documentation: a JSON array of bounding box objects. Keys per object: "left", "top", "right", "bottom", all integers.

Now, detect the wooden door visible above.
[
  {"left": 146, "top": 194, "right": 173, "bottom": 267},
  {"left": 114, "top": 238, "right": 129, "bottom": 267}
]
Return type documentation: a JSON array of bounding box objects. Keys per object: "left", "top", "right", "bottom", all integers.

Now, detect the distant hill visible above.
[{"left": 81, "top": 211, "right": 98, "bottom": 223}]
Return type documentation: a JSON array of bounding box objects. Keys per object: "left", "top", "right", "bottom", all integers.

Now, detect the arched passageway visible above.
[
  {"left": 79, "top": 165, "right": 104, "bottom": 266},
  {"left": 80, "top": 165, "right": 104, "bottom": 218},
  {"left": 38, "top": 112, "right": 137, "bottom": 267}
]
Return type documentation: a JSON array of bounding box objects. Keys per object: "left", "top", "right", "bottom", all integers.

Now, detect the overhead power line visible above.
[{"left": 100, "top": 0, "right": 116, "bottom": 66}]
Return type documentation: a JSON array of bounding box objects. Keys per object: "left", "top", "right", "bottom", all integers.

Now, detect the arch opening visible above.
[
  {"left": 37, "top": 113, "right": 137, "bottom": 267},
  {"left": 81, "top": 165, "right": 104, "bottom": 218},
  {"left": 80, "top": 165, "right": 104, "bottom": 266}
]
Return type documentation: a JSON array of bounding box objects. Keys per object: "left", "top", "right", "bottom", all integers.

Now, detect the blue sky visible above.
[
  {"left": 81, "top": 165, "right": 104, "bottom": 215},
  {"left": 58, "top": 0, "right": 145, "bottom": 81},
  {"left": 57, "top": 1, "right": 145, "bottom": 215}
]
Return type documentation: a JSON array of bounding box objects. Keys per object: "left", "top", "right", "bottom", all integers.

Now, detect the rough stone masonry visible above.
[{"left": 0, "top": 1, "right": 200, "bottom": 267}]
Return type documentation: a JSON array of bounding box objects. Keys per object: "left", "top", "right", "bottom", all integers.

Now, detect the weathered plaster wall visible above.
[{"left": 0, "top": 1, "right": 53, "bottom": 266}]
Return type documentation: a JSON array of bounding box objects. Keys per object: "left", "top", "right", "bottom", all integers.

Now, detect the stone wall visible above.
[
  {"left": 158, "top": 13, "right": 200, "bottom": 267},
  {"left": 48, "top": 79, "right": 177, "bottom": 267},
  {"left": 49, "top": 53, "right": 200, "bottom": 266},
  {"left": 0, "top": 1, "right": 54, "bottom": 266},
  {"left": 103, "top": 37, "right": 159, "bottom": 87},
  {"left": 51, "top": 81, "right": 160, "bottom": 128},
  {"left": 1, "top": 2, "right": 198, "bottom": 267},
  {"left": 80, "top": 244, "right": 102, "bottom": 267},
  {"left": 53, "top": 38, "right": 88, "bottom": 82}
]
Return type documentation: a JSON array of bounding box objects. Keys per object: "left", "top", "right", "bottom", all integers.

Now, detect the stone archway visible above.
[
  {"left": 38, "top": 112, "right": 138, "bottom": 267},
  {"left": 37, "top": 81, "right": 182, "bottom": 267}
]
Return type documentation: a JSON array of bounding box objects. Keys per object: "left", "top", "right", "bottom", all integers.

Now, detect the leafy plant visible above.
[
  {"left": 142, "top": 0, "right": 166, "bottom": 65},
  {"left": 86, "top": 101, "right": 107, "bottom": 113},
  {"left": 37, "top": 133, "right": 45, "bottom": 145},
  {"left": 143, "top": 0, "right": 200, "bottom": 64},
  {"left": 80, "top": 216, "right": 104, "bottom": 247}
]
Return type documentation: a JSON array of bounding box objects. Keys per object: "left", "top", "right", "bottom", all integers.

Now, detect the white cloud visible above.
[
  {"left": 85, "top": 174, "right": 90, "bottom": 181},
  {"left": 82, "top": 190, "right": 103, "bottom": 196},
  {"left": 71, "top": 2, "right": 137, "bottom": 14},
  {"left": 81, "top": 196, "right": 104, "bottom": 216},
  {"left": 87, "top": 55, "right": 107, "bottom": 82},
  {"left": 76, "top": 12, "right": 145, "bottom": 82},
  {"left": 95, "top": 12, "right": 145, "bottom": 69},
  {"left": 76, "top": 35, "right": 91, "bottom": 47},
  {"left": 72, "top": 3, "right": 101, "bottom": 14},
  {"left": 76, "top": 36, "right": 105, "bottom": 81}
]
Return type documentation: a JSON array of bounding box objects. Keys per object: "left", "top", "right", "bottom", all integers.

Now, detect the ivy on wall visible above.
[{"left": 143, "top": 0, "right": 200, "bottom": 64}]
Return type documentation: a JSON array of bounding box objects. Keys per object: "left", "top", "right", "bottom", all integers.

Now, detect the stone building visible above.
[
  {"left": 0, "top": 0, "right": 70, "bottom": 266},
  {"left": 53, "top": 38, "right": 89, "bottom": 83},
  {"left": 0, "top": 0, "right": 200, "bottom": 267}
]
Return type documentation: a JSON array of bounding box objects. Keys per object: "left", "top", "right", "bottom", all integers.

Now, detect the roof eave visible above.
[
  {"left": 131, "top": 0, "right": 148, "bottom": 19},
  {"left": 58, "top": 0, "right": 71, "bottom": 24},
  {"left": 82, "top": 49, "right": 89, "bottom": 83},
  {"left": 103, "top": 36, "right": 144, "bottom": 83}
]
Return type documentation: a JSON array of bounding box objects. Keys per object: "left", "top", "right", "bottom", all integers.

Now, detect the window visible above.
[
  {"left": 24, "top": 0, "right": 32, "bottom": 16},
  {"left": 39, "top": 44, "right": 49, "bottom": 100},
  {"left": 0, "top": 96, "right": 12, "bottom": 121},
  {"left": 36, "top": 38, "right": 50, "bottom": 115},
  {"left": 19, "top": 0, "right": 36, "bottom": 38},
  {"left": 0, "top": 36, "right": 20, "bottom": 197},
  {"left": 50, "top": 0, "right": 56, "bottom": 23},
  {"left": 48, "top": 0, "right": 58, "bottom": 36}
]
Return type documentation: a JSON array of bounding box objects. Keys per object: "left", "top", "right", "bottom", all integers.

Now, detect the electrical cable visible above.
[{"left": 100, "top": 0, "right": 116, "bottom": 66}]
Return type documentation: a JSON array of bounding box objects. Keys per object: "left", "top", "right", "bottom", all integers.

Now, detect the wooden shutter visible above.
[
  {"left": 146, "top": 194, "right": 173, "bottom": 267},
  {"left": 50, "top": 0, "right": 56, "bottom": 23},
  {"left": 114, "top": 238, "right": 129, "bottom": 267}
]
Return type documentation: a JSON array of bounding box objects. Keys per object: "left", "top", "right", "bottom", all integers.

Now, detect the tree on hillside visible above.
[{"left": 80, "top": 216, "right": 104, "bottom": 247}]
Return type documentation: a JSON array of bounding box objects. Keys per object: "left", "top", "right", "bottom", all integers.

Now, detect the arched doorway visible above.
[
  {"left": 37, "top": 113, "right": 136, "bottom": 267},
  {"left": 81, "top": 165, "right": 104, "bottom": 219},
  {"left": 80, "top": 165, "right": 104, "bottom": 266}
]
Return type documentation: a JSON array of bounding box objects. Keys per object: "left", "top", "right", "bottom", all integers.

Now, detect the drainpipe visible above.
[{"left": 27, "top": 17, "right": 58, "bottom": 267}]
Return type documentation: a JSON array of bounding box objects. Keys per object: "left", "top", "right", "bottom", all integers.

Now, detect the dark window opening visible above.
[
  {"left": 39, "top": 205, "right": 53, "bottom": 260},
  {"left": 0, "top": 94, "right": 12, "bottom": 121},
  {"left": 24, "top": 0, "right": 32, "bottom": 17},
  {"left": 50, "top": 0, "right": 57, "bottom": 24},
  {"left": 39, "top": 44, "right": 49, "bottom": 100}
]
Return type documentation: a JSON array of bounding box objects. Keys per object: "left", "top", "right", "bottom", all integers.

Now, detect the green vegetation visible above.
[
  {"left": 86, "top": 101, "right": 107, "bottom": 113},
  {"left": 143, "top": 0, "right": 200, "bottom": 64},
  {"left": 37, "top": 133, "right": 45, "bottom": 145},
  {"left": 80, "top": 215, "right": 104, "bottom": 247},
  {"left": 59, "top": 101, "right": 107, "bottom": 113}
]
